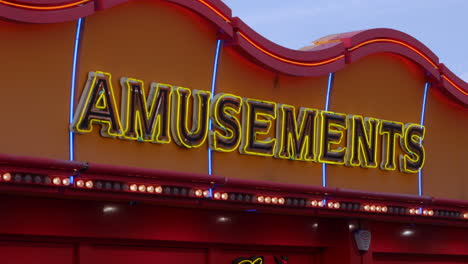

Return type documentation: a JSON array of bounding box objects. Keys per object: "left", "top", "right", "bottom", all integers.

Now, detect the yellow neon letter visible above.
[
  {"left": 399, "top": 123, "right": 425, "bottom": 173},
  {"left": 71, "top": 71, "right": 122, "bottom": 137},
  {"left": 240, "top": 98, "right": 277, "bottom": 157},
  {"left": 209, "top": 93, "right": 242, "bottom": 152},
  {"left": 345, "top": 115, "right": 380, "bottom": 168},
  {"left": 275, "top": 104, "right": 317, "bottom": 161},
  {"left": 120, "top": 77, "right": 172, "bottom": 143},
  {"left": 171, "top": 87, "right": 211, "bottom": 148},
  {"left": 316, "top": 111, "right": 347, "bottom": 165},
  {"left": 379, "top": 120, "right": 404, "bottom": 170}
]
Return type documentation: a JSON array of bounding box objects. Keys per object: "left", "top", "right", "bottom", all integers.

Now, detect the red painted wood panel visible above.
[
  {"left": 0, "top": 196, "right": 326, "bottom": 247},
  {"left": 373, "top": 253, "right": 468, "bottom": 264},
  {"left": 213, "top": 248, "right": 318, "bottom": 264},
  {"left": 0, "top": 241, "right": 74, "bottom": 264},
  {"left": 80, "top": 245, "right": 207, "bottom": 264}
]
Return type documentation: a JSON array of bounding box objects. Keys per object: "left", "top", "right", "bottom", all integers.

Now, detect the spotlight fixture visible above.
[{"left": 401, "top": 229, "right": 415, "bottom": 236}]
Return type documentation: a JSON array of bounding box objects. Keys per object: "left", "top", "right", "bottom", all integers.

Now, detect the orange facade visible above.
[{"left": 0, "top": 0, "right": 467, "bottom": 200}]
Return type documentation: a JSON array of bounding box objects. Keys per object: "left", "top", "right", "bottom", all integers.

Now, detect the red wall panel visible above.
[
  {"left": 0, "top": 196, "right": 467, "bottom": 264},
  {"left": 80, "top": 245, "right": 207, "bottom": 264},
  {"left": 373, "top": 253, "right": 468, "bottom": 264},
  {"left": 212, "top": 248, "right": 319, "bottom": 264},
  {"left": 0, "top": 196, "right": 327, "bottom": 247},
  {"left": 0, "top": 241, "right": 74, "bottom": 264}
]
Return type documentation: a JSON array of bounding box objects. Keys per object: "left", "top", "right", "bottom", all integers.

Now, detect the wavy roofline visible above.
[{"left": 1, "top": 0, "right": 467, "bottom": 106}]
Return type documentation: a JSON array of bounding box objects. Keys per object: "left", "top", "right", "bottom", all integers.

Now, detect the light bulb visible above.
[
  {"left": 77, "top": 180, "right": 84, "bottom": 187},
  {"left": 2, "top": 173, "right": 11, "bottom": 181},
  {"left": 85, "top": 180, "right": 93, "bottom": 189},
  {"left": 52, "top": 177, "right": 61, "bottom": 185},
  {"left": 62, "top": 178, "right": 71, "bottom": 186}
]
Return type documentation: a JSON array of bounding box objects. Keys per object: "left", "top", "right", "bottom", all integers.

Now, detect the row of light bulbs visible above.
[
  {"left": 2, "top": 172, "right": 71, "bottom": 186},
  {"left": 128, "top": 184, "right": 163, "bottom": 194},
  {"left": 1, "top": 172, "right": 468, "bottom": 220},
  {"left": 256, "top": 196, "right": 285, "bottom": 205},
  {"left": 363, "top": 204, "right": 388, "bottom": 213}
]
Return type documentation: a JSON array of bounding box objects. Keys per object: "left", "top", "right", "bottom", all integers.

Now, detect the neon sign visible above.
[
  {"left": 232, "top": 256, "right": 264, "bottom": 264},
  {"left": 71, "top": 71, "right": 425, "bottom": 173},
  {"left": 232, "top": 256, "right": 289, "bottom": 264}
]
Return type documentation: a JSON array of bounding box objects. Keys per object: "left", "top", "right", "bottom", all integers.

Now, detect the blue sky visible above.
[{"left": 222, "top": 0, "right": 468, "bottom": 81}]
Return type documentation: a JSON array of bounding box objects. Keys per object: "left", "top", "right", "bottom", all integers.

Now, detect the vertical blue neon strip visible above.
[
  {"left": 420, "top": 82, "right": 430, "bottom": 127},
  {"left": 68, "top": 18, "right": 84, "bottom": 183},
  {"left": 208, "top": 39, "right": 223, "bottom": 176},
  {"left": 322, "top": 73, "right": 335, "bottom": 187},
  {"left": 418, "top": 82, "right": 430, "bottom": 196},
  {"left": 324, "top": 73, "right": 334, "bottom": 112}
]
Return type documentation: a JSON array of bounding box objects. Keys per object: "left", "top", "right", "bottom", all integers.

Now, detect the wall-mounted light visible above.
[
  {"left": 103, "top": 205, "right": 118, "bottom": 214},
  {"left": 354, "top": 229, "right": 371, "bottom": 252},
  {"left": 217, "top": 216, "right": 230, "bottom": 223},
  {"left": 401, "top": 229, "right": 415, "bottom": 236}
]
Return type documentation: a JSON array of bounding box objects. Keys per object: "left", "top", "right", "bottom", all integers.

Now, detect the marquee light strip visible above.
[
  {"left": 1, "top": 171, "right": 467, "bottom": 222},
  {"left": 0, "top": 0, "right": 91, "bottom": 10},
  {"left": 238, "top": 32, "right": 345, "bottom": 67}
]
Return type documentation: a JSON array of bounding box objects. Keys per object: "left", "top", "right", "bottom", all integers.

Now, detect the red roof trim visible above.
[{"left": 0, "top": 0, "right": 467, "bottom": 106}]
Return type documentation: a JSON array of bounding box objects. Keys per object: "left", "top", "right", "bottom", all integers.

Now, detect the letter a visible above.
[{"left": 71, "top": 71, "right": 123, "bottom": 137}]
